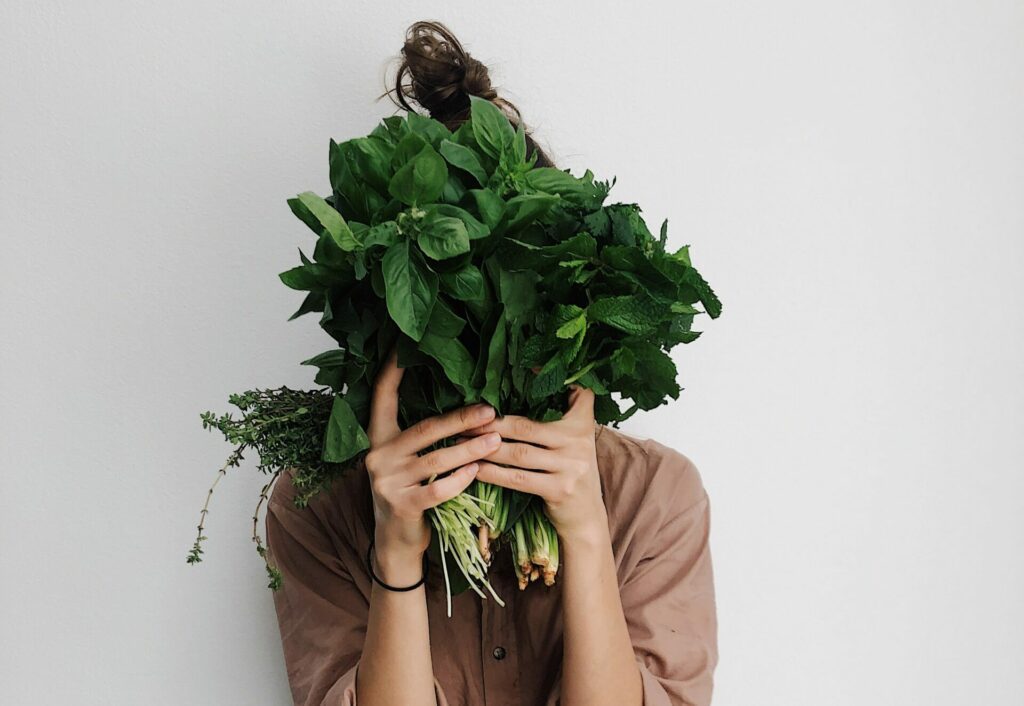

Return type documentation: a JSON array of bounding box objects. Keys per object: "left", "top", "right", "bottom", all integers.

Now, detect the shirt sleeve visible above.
[
  {"left": 621, "top": 452, "right": 719, "bottom": 706},
  {"left": 264, "top": 483, "right": 450, "bottom": 706}
]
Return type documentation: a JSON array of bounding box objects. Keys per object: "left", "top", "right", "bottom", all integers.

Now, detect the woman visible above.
[{"left": 265, "top": 21, "right": 718, "bottom": 706}]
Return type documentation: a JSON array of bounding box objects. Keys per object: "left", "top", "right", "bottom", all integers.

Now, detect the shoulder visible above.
[
  {"left": 267, "top": 457, "right": 374, "bottom": 550},
  {"left": 596, "top": 425, "right": 709, "bottom": 535}
]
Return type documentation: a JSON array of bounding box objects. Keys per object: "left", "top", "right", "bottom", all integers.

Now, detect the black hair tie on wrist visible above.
[{"left": 366, "top": 539, "right": 428, "bottom": 592}]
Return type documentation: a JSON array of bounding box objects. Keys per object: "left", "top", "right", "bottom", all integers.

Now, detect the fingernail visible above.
[
  {"left": 466, "top": 462, "right": 479, "bottom": 474},
  {"left": 483, "top": 432, "right": 501, "bottom": 448},
  {"left": 475, "top": 404, "right": 494, "bottom": 420}
]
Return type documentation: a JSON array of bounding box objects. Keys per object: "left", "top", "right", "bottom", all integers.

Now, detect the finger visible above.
[
  {"left": 406, "top": 462, "right": 480, "bottom": 510},
  {"left": 483, "top": 440, "right": 562, "bottom": 472},
  {"left": 461, "top": 414, "right": 563, "bottom": 447},
  {"left": 475, "top": 461, "right": 561, "bottom": 498},
  {"left": 369, "top": 347, "right": 404, "bottom": 443},
  {"left": 564, "top": 385, "right": 596, "bottom": 421},
  {"left": 406, "top": 432, "right": 502, "bottom": 483},
  {"left": 396, "top": 403, "right": 496, "bottom": 455}
]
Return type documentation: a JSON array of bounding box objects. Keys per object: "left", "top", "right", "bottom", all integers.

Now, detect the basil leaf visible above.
[
  {"left": 439, "top": 139, "right": 489, "bottom": 186},
  {"left": 382, "top": 240, "right": 437, "bottom": 341},
  {"left": 292, "top": 191, "right": 359, "bottom": 251},
  {"left": 407, "top": 111, "right": 452, "bottom": 147},
  {"left": 417, "top": 215, "right": 471, "bottom": 260},
  {"left": 482, "top": 308, "right": 507, "bottom": 408},
  {"left": 466, "top": 189, "right": 505, "bottom": 229},
  {"left": 279, "top": 263, "right": 341, "bottom": 291},
  {"left": 428, "top": 204, "right": 489, "bottom": 239},
  {"left": 469, "top": 95, "right": 515, "bottom": 159},
  {"left": 524, "top": 167, "right": 591, "bottom": 201},
  {"left": 391, "top": 132, "right": 430, "bottom": 170},
  {"left": 439, "top": 263, "right": 486, "bottom": 301},
  {"left": 362, "top": 221, "right": 399, "bottom": 249},
  {"left": 497, "top": 193, "right": 558, "bottom": 234},
  {"left": 419, "top": 332, "right": 478, "bottom": 401},
  {"left": 322, "top": 395, "right": 370, "bottom": 463},
  {"left": 388, "top": 144, "right": 448, "bottom": 206}
]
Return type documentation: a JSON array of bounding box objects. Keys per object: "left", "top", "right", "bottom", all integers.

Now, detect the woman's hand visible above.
[
  {"left": 365, "top": 349, "right": 502, "bottom": 581},
  {"left": 466, "top": 386, "right": 606, "bottom": 542}
]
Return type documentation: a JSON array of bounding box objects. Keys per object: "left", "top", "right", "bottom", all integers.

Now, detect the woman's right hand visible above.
[{"left": 364, "top": 348, "right": 501, "bottom": 584}]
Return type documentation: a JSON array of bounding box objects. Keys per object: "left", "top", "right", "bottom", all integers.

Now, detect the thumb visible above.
[
  {"left": 565, "top": 384, "right": 595, "bottom": 420},
  {"left": 368, "top": 347, "right": 404, "bottom": 444}
]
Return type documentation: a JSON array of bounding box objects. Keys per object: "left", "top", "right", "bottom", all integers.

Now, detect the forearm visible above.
[
  {"left": 559, "top": 524, "right": 643, "bottom": 706},
  {"left": 356, "top": 547, "right": 438, "bottom": 706}
]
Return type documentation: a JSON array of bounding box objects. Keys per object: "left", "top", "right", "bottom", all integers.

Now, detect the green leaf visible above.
[
  {"left": 498, "top": 268, "right": 538, "bottom": 321},
  {"left": 497, "top": 232, "right": 597, "bottom": 272},
  {"left": 419, "top": 333, "right": 477, "bottom": 400},
  {"left": 407, "top": 111, "right": 452, "bottom": 147},
  {"left": 417, "top": 215, "right": 470, "bottom": 260},
  {"left": 610, "top": 347, "right": 636, "bottom": 379},
  {"left": 594, "top": 394, "right": 623, "bottom": 424},
  {"left": 388, "top": 144, "right": 448, "bottom": 206},
  {"left": 279, "top": 263, "right": 340, "bottom": 291},
  {"left": 555, "top": 309, "right": 587, "bottom": 339},
  {"left": 293, "top": 192, "right": 359, "bottom": 251},
  {"left": 439, "top": 139, "right": 488, "bottom": 186},
  {"left": 390, "top": 132, "right": 429, "bottom": 169},
  {"left": 427, "top": 204, "right": 489, "bottom": 239},
  {"left": 524, "top": 167, "right": 589, "bottom": 200},
  {"left": 323, "top": 395, "right": 370, "bottom": 463},
  {"left": 330, "top": 139, "right": 390, "bottom": 223},
  {"left": 439, "top": 263, "right": 486, "bottom": 301},
  {"left": 681, "top": 267, "right": 723, "bottom": 319},
  {"left": 512, "top": 120, "right": 527, "bottom": 164},
  {"left": 466, "top": 189, "right": 506, "bottom": 229},
  {"left": 469, "top": 95, "right": 515, "bottom": 160},
  {"left": 300, "top": 349, "right": 346, "bottom": 368},
  {"left": 498, "top": 193, "right": 559, "bottom": 234},
  {"left": 382, "top": 239, "right": 437, "bottom": 341},
  {"left": 573, "top": 369, "right": 609, "bottom": 394},
  {"left": 287, "top": 195, "right": 322, "bottom": 234},
  {"left": 588, "top": 294, "right": 670, "bottom": 335},
  {"left": 622, "top": 341, "right": 680, "bottom": 407},
  {"left": 313, "top": 231, "right": 348, "bottom": 267},
  {"left": 363, "top": 221, "right": 399, "bottom": 249},
  {"left": 607, "top": 204, "right": 654, "bottom": 248},
  {"left": 425, "top": 298, "right": 465, "bottom": 338},
  {"left": 346, "top": 137, "right": 393, "bottom": 193},
  {"left": 672, "top": 244, "right": 692, "bottom": 266},
  {"left": 287, "top": 290, "right": 325, "bottom": 320},
  {"left": 482, "top": 308, "right": 507, "bottom": 408},
  {"left": 529, "top": 354, "right": 568, "bottom": 402}
]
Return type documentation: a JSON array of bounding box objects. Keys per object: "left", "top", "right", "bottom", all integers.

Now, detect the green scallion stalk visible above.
[
  {"left": 427, "top": 481, "right": 506, "bottom": 616},
  {"left": 513, "top": 516, "right": 531, "bottom": 590}
]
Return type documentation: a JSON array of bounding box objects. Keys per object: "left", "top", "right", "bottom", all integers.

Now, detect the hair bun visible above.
[
  {"left": 384, "top": 20, "right": 554, "bottom": 168},
  {"left": 390, "top": 20, "right": 510, "bottom": 127}
]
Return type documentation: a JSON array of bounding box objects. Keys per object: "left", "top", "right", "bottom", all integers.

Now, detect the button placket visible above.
[{"left": 480, "top": 560, "right": 520, "bottom": 705}]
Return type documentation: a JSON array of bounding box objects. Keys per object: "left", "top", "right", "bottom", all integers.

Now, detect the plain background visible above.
[{"left": 2, "top": 2, "right": 1022, "bottom": 704}]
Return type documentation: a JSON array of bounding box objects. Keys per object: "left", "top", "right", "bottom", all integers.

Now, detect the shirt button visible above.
[{"left": 492, "top": 646, "right": 507, "bottom": 661}]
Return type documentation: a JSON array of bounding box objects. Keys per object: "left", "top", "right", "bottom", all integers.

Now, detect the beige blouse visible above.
[{"left": 265, "top": 424, "right": 718, "bottom": 706}]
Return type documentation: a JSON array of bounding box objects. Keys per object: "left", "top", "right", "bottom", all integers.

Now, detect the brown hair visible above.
[{"left": 383, "top": 20, "right": 555, "bottom": 168}]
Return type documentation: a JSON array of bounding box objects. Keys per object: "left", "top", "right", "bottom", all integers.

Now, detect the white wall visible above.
[{"left": 2, "top": 2, "right": 1022, "bottom": 704}]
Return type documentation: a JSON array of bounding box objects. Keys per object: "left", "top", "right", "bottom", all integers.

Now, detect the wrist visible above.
[
  {"left": 557, "top": 518, "right": 612, "bottom": 554},
  {"left": 371, "top": 539, "right": 426, "bottom": 587}
]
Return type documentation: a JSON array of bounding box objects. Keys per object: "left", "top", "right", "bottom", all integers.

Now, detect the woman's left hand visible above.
[{"left": 465, "top": 386, "right": 607, "bottom": 542}]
